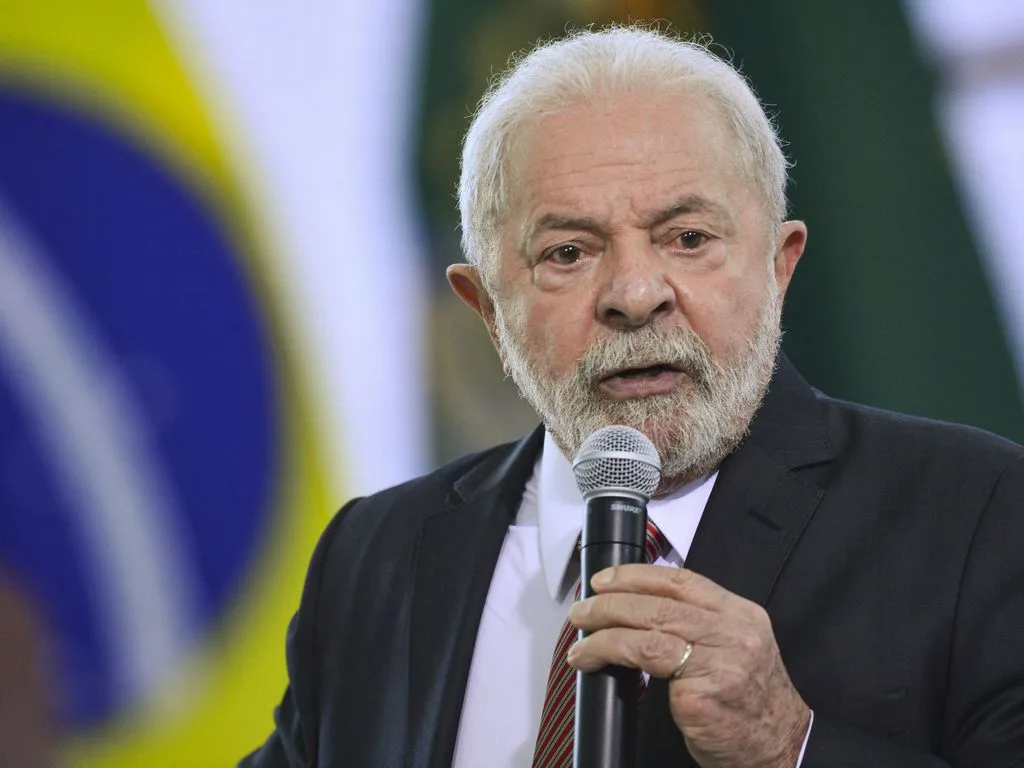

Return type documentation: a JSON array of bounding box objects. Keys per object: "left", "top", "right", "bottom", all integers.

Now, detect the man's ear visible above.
[
  {"left": 773, "top": 220, "right": 808, "bottom": 299},
  {"left": 446, "top": 263, "right": 500, "bottom": 348}
]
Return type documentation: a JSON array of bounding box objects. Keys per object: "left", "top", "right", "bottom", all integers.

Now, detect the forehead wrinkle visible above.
[
  {"left": 525, "top": 144, "right": 728, "bottom": 211},
  {"left": 508, "top": 95, "right": 755, "bottom": 258}
]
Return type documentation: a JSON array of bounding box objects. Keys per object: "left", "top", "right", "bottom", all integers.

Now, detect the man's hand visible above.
[{"left": 567, "top": 564, "right": 811, "bottom": 768}]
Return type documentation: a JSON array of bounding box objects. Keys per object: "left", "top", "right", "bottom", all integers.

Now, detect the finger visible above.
[
  {"left": 569, "top": 592, "right": 722, "bottom": 642},
  {"left": 568, "top": 627, "right": 713, "bottom": 679},
  {"left": 591, "top": 564, "right": 754, "bottom": 615}
]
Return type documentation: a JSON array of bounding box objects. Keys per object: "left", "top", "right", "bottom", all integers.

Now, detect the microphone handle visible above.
[{"left": 575, "top": 495, "right": 648, "bottom": 768}]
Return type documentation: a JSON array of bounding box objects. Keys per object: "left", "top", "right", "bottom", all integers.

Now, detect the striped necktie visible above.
[{"left": 531, "top": 520, "right": 670, "bottom": 768}]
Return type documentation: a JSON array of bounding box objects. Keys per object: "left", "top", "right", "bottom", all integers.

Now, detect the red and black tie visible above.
[{"left": 531, "top": 521, "right": 670, "bottom": 768}]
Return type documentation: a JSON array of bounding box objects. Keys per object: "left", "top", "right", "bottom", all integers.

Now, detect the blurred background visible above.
[{"left": 0, "top": 0, "right": 1021, "bottom": 765}]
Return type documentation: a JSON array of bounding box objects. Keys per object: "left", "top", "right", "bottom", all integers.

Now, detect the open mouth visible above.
[
  {"left": 608, "top": 363, "right": 680, "bottom": 380},
  {"left": 599, "top": 363, "right": 686, "bottom": 397}
]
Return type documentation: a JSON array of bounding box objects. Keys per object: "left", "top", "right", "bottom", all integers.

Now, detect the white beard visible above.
[{"left": 491, "top": 284, "right": 782, "bottom": 487}]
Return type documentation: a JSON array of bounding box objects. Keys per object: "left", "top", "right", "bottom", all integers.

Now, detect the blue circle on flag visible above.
[{"left": 0, "top": 88, "right": 278, "bottom": 730}]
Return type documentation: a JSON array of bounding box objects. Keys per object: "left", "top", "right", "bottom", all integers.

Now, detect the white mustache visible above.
[{"left": 573, "top": 326, "right": 716, "bottom": 392}]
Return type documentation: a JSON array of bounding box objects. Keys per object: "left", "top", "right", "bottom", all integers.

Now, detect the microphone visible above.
[{"left": 572, "top": 425, "right": 662, "bottom": 768}]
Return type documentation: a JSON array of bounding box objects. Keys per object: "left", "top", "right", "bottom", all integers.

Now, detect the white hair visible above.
[{"left": 458, "top": 25, "right": 790, "bottom": 284}]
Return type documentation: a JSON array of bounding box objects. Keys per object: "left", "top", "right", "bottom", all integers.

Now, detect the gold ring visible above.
[{"left": 670, "top": 641, "right": 694, "bottom": 680}]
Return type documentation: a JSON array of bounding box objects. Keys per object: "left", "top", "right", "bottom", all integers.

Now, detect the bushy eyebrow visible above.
[
  {"left": 646, "top": 195, "right": 735, "bottom": 231},
  {"left": 518, "top": 214, "right": 604, "bottom": 254},
  {"left": 520, "top": 194, "right": 735, "bottom": 254}
]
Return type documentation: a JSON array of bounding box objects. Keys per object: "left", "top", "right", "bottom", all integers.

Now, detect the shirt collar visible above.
[
  {"left": 537, "top": 432, "right": 585, "bottom": 601},
  {"left": 536, "top": 430, "right": 718, "bottom": 601}
]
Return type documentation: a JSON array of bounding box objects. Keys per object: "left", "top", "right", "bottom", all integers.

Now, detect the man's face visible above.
[{"left": 451, "top": 90, "right": 806, "bottom": 486}]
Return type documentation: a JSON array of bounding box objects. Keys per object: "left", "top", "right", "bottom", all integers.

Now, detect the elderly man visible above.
[{"left": 241, "top": 26, "right": 1024, "bottom": 768}]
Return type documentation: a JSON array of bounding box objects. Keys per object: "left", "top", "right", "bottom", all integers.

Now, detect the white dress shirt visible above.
[{"left": 450, "top": 432, "right": 810, "bottom": 767}]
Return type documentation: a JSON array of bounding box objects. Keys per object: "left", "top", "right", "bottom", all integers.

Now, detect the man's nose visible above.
[{"left": 596, "top": 244, "right": 677, "bottom": 329}]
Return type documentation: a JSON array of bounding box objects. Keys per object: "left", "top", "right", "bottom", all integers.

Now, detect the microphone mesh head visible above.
[{"left": 572, "top": 425, "right": 662, "bottom": 500}]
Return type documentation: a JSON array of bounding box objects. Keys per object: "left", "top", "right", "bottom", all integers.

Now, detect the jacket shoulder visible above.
[
  {"left": 346, "top": 436, "right": 528, "bottom": 522},
  {"left": 312, "top": 433, "right": 535, "bottom": 573},
  {"left": 818, "top": 390, "right": 1024, "bottom": 472}
]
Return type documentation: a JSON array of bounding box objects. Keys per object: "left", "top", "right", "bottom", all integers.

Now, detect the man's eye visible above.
[
  {"left": 545, "top": 245, "right": 583, "bottom": 265},
  {"left": 676, "top": 231, "right": 709, "bottom": 251}
]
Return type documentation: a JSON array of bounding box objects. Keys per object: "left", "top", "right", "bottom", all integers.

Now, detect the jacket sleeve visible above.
[
  {"left": 238, "top": 500, "right": 359, "bottom": 768},
  {"left": 940, "top": 455, "right": 1024, "bottom": 764},
  {"left": 803, "top": 455, "right": 1024, "bottom": 767},
  {"left": 801, "top": 715, "right": 949, "bottom": 767}
]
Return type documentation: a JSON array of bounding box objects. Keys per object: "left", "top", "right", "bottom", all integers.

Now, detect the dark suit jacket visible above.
[{"left": 241, "top": 359, "right": 1024, "bottom": 767}]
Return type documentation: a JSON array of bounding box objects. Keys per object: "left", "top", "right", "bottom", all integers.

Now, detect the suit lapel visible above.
[
  {"left": 406, "top": 428, "right": 544, "bottom": 768},
  {"left": 639, "top": 357, "right": 835, "bottom": 766},
  {"left": 688, "top": 357, "right": 833, "bottom": 601},
  {"left": 685, "top": 458, "right": 825, "bottom": 605}
]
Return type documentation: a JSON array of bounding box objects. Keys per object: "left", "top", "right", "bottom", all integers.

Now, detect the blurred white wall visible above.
[
  {"left": 157, "top": 0, "right": 431, "bottom": 497},
  {"left": 905, "top": 0, "right": 1024, "bottom": 384}
]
